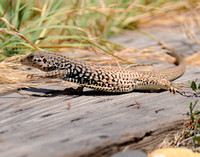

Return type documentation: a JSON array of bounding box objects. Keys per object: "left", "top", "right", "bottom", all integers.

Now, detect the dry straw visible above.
[{"left": 1, "top": 0, "right": 200, "bottom": 91}]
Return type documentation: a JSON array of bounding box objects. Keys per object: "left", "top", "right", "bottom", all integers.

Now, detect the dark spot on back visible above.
[{"left": 43, "top": 58, "right": 47, "bottom": 63}]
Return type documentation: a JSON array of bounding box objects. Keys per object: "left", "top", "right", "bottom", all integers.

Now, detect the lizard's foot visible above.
[
  {"left": 169, "top": 86, "right": 177, "bottom": 94},
  {"left": 64, "top": 86, "right": 84, "bottom": 95},
  {"left": 27, "top": 74, "right": 44, "bottom": 79},
  {"left": 170, "top": 83, "right": 185, "bottom": 94}
]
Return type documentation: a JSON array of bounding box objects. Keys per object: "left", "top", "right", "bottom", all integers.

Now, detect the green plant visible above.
[
  {"left": 188, "top": 100, "right": 200, "bottom": 124},
  {"left": 184, "top": 80, "right": 200, "bottom": 148},
  {"left": 185, "top": 100, "right": 200, "bottom": 147},
  {"left": 0, "top": 0, "right": 199, "bottom": 60},
  {"left": 189, "top": 80, "right": 200, "bottom": 92}
]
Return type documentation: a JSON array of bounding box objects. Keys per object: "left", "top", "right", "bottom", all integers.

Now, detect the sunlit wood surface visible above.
[{"left": 1, "top": 25, "right": 200, "bottom": 157}]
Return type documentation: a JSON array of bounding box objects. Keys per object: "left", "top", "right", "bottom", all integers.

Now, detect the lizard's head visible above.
[{"left": 20, "top": 51, "right": 59, "bottom": 71}]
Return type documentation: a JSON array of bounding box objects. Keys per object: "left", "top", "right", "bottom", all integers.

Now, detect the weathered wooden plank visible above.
[{"left": 0, "top": 25, "right": 200, "bottom": 157}]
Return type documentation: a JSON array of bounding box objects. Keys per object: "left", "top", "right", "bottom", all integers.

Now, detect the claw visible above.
[
  {"left": 169, "top": 87, "right": 176, "bottom": 94},
  {"left": 27, "top": 74, "right": 43, "bottom": 79},
  {"left": 169, "top": 83, "right": 185, "bottom": 94},
  {"left": 27, "top": 74, "right": 35, "bottom": 79}
]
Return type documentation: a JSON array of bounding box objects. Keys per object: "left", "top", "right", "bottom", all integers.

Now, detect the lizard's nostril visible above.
[{"left": 20, "top": 58, "right": 24, "bottom": 63}]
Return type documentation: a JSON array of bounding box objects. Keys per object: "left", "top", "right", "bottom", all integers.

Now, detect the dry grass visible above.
[
  {"left": 0, "top": 0, "right": 199, "bottom": 58},
  {"left": 0, "top": 54, "right": 42, "bottom": 90},
  {"left": 182, "top": 7, "right": 200, "bottom": 65},
  {"left": 1, "top": 1, "right": 200, "bottom": 152},
  {"left": 0, "top": 0, "right": 200, "bottom": 90}
]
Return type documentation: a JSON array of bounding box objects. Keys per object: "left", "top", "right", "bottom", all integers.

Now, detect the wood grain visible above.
[{"left": 0, "top": 25, "right": 200, "bottom": 157}]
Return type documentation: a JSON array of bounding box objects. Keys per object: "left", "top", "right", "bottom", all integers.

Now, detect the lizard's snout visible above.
[
  {"left": 20, "top": 53, "right": 34, "bottom": 63},
  {"left": 20, "top": 56, "right": 27, "bottom": 64}
]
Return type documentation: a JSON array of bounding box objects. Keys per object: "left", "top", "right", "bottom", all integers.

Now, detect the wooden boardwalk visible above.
[{"left": 0, "top": 25, "right": 200, "bottom": 157}]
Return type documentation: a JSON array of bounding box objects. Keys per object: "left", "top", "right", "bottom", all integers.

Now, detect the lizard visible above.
[{"left": 20, "top": 48, "right": 186, "bottom": 93}]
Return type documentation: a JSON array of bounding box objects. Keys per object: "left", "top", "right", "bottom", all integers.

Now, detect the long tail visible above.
[
  {"left": 156, "top": 49, "right": 186, "bottom": 81},
  {"left": 139, "top": 46, "right": 186, "bottom": 81}
]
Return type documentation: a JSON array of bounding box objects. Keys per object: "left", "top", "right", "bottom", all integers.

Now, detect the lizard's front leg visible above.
[
  {"left": 27, "top": 70, "right": 67, "bottom": 79},
  {"left": 27, "top": 70, "right": 84, "bottom": 93}
]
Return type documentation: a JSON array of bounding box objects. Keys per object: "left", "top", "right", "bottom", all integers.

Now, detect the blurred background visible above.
[
  {"left": 0, "top": 0, "right": 200, "bottom": 60},
  {"left": 0, "top": 1, "right": 200, "bottom": 155}
]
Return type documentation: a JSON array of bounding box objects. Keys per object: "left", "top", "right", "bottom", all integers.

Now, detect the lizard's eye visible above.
[{"left": 28, "top": 55, "right": 34, "bottom": 60}]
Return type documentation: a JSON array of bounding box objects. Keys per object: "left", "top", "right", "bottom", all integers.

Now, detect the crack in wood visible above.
[
  {"left": 76, "top": 120, "right": 186, "bottom": 157},
  {"left": 79, "top": 131, "right": 153, "bottom": 157},
  {"left": 70, "top": 117, "right": 83, "bottom": 123}
]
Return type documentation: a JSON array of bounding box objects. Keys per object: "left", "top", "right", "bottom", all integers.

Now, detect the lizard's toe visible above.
[
  {"left": 169, "top": 87, "right": 177, "bottom": 94},
  {"left": 27, "top": 74, "right": 43, "bottom": 79}
]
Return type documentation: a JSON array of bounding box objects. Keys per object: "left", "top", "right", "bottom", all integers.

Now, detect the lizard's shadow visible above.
[
  {"left": 20, "top": 87, "right": 200, "bottom": 98},
  {"left": 20, "top": 87, "right": 165, "bottom": 97}
]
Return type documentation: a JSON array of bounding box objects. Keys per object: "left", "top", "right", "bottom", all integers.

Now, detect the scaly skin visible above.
[{"left": 20, "top": 50, "right": 186, "bottom": 93}]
